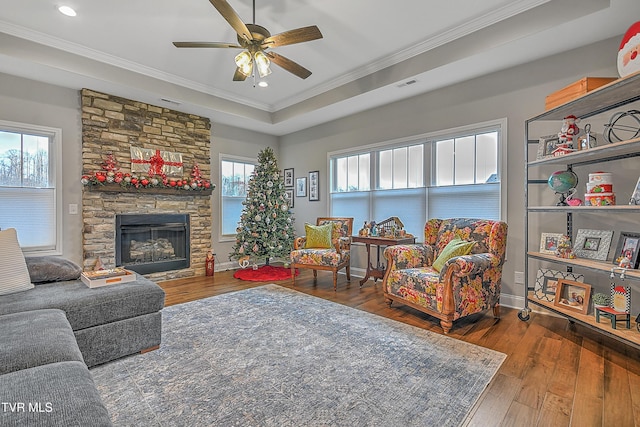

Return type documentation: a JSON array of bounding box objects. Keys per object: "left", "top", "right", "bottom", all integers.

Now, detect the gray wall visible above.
[
  {"left": 0, "top": 74, "right": 84, "bottom": 262},
  {"left": 1, "top": 36, "right": 632, "bottom": 308},
  {"left": 279, "top": 36, "right": 622, "bottom": 307}
]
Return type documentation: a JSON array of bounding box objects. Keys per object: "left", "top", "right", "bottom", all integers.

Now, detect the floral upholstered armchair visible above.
[
  {"left": 290, "top": 217, "right": 353, "bottom": 290},
  {"left": 382, "top": 218, "right": 508, "bottom": 333}
]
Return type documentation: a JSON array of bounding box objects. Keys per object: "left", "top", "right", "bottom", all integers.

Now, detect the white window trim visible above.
[
  {"left": 328, "top": 118, "right": 508, "bottom": 221},
  {"left": 0, "top": 119, "right": 63, "bottom": 255},
  {"left": 218, "top": 153, "right": 257, "bottom": 242}
]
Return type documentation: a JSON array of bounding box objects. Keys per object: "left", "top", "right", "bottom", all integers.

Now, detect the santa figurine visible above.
[
  {"left": 555, "top": 115, "right": 580, "bottom": 154},
  {"left": 618, "top": 21, "right": 640, "bottom": 78}
]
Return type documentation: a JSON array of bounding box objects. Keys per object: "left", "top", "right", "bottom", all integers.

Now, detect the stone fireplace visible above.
[{"left": 81, "top": 89, "right": 213, "bottom": 282}]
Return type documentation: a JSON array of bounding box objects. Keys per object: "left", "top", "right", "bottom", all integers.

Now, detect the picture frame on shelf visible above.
[
  {"left": 283, "top": 168, "right": 294, "bottom": 187},
  {"left": 309, "top": 171, "right": 319, "bottom": 201},
  {"left": 539, "top": 232, "right": 564, "bottom": 254},
  {"left": 572, "top": 229, "right": 613, "bottom": 261},
  {"left": 612, "top": 231, "right": 640, "bottom": 268},
  {"left": 554, "top": 279, "right": 591, "bottom": 315},
  {"left": 284, "top": 189, "right": 294, "bottom": 208},
  {"left": 295, "top": 177, "right": 307, "bottom": 197},
  {"left": 536, "top": 135, "right": 559, "bottom": 160},
  {"left": 629, "top": 176, "right": 640, "bottom": 205},
  {"left": 534, "top": 269, "right": 584, "bottom": 302}
]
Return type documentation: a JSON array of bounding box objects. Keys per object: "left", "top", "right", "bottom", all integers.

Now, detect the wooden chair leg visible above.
[
  {"left": 346, "top": 266, "right": 351, "bottom": 281},
  {"left": 291, "top": 265, "right": 296, "bottom": 286},
  {"left": 493, "top": 304, "right": 501, "bottom": 319},
  {"left": 333, "top": 271, "right": 337, "bottom": 291},
  {"left": 440, "top": 319, "right": 453, "bottom": 334}
]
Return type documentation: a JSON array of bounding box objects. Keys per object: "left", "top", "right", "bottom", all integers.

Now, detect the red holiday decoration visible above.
[
  {"left": 82, "top": 154, "right": 214, "bottom": 192},
  {"left": 618, "top": 21, "right": 640, "bottom": 77}
]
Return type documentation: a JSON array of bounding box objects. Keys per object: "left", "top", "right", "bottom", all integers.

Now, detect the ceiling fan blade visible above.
[
  {"left": 173, "top": 42, "right": 242, "bottom": 49},
  {"left": 233, "top": 67, "right": 248, "bottom": 81},
  {"left": 209, "top": 0, "right": 253, "bottom": 41},
  {"left": 266, "top": 52, "right": 312, "bottom": 79},
  {"left": 261, "top": 26, "right": 322, "bottom": 48}
]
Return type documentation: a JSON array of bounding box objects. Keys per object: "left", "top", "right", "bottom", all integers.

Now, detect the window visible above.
[
  {"left": 330, "top": 120, "right": 505, "bottom": 240},
  {"left": 220, "top": 156, "right": 255, "bottom": 238},
  {"left": 0, "top": 120, "right": 62, "bottom": 253},
  {"left": 330, "top": 142, "right": 426, "bottom": 237},
  {"left": 429, "top": 128, "right": 501, "bottom": 219}
]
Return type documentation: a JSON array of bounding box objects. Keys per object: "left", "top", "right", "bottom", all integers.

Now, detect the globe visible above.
[{"left": 548, "top": 170, "right": 578, "bottom": 193}]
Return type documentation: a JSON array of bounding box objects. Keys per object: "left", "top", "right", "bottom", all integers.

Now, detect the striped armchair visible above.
[
  {"left": 382, "top": 218, "right": 508, "bottom": 333},
  {"left": 290, "top": 217, "right": 353, "bottom": 290}
]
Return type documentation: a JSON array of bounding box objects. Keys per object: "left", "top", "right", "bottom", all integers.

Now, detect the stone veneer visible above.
[{"left": 81, "top": 89, "right": 212, "bottom": 282}]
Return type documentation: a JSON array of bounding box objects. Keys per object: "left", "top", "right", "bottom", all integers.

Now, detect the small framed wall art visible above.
[
  {"left": 554, "top": 279, "right": 591, "bottom": 315},
  {"left": 295, "top": 177, "right": 307, "bottom": 197},
  {"left": 613, "top": 231, "right": 640, "bottom": 268},
  {"left": 539, "top": 232, "right": 564, "bottom": 254},
  {"left": 309, "top": 171, "right": 319, "bottom": 201},
  {"left": 283, "top": 168, "right": 294, "bottom": 187},
  {"left": 572, "top": 229, "right": 613, "bottom": 261},
  {"left": 284, "top": 189, "right": 294, "bottom": 208}
]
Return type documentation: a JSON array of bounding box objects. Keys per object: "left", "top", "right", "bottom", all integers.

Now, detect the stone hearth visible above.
[{"left": 81, "top": 89, "right": 212, "bottom": 282}]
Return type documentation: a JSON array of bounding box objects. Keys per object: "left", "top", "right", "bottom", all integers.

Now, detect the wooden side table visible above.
[{"left": 351, "top": 235, "right": 416, "bottom": 287}]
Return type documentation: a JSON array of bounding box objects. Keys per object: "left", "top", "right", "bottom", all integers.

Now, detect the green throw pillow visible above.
[
  {"left": 305, "top": 223, "right": 333, "bottom": 249},
  {"left": 432, "top": 237, "right": 475, "bottom": 273}
]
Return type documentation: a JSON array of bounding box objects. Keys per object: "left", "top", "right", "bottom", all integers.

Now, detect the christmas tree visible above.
[{"left": 230, "top": 147, "right": 295, "bottom": 265}]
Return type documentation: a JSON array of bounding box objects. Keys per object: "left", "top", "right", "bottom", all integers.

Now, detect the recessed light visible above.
[
  {"left": 258, "top": 81, "right": 268, "bottom": 88},
  {"left": 58, "top": 5, "right": 77, "bottom": 17}
]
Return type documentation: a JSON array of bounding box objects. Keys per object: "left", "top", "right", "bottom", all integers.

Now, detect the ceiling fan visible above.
[{"left": 173, "top": 0, "right": 323, "bottom": 81}]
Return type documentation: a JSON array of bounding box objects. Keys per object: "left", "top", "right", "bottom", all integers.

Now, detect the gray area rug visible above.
[{"left": 91, "top": 284, "right": 505, "bottom": 426}]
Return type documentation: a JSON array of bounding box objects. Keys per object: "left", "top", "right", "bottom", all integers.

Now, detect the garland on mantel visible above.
[{"left": 81, "top": 154, "right": 215, "bottom": 191}]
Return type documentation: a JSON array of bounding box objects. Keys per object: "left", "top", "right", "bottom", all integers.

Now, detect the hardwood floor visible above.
[{"left": 159, "top": 268, "right": 640, "bottom": 427}]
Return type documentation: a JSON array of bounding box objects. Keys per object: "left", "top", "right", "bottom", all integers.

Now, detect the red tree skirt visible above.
[{"left": 233, "top": 265, "right": 298, "bottom": 282}]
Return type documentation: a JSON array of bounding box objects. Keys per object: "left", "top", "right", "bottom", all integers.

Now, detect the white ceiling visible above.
[{"left": 0, "top": 0, "right": 638, "bottom": 135}]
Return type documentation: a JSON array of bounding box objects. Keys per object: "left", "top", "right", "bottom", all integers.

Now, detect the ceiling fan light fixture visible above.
[
  {"left": 235, "top": 51, "right": 253, "bottom": 77},
  {"left": 254, "top": 51, "right": 272, "bottom": 78}
]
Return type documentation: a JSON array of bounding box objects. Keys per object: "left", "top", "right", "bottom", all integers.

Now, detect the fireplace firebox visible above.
[{"left": 115, "top": 214, "right": 190, "bottom": 275}]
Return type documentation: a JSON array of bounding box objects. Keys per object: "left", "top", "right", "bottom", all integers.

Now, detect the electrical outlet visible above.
[
  {"left": 69, "top": 203, "right": 78, "bottom": 215},
  {"left": 514, "top": 271, "right": 525, "bottom": 284}
]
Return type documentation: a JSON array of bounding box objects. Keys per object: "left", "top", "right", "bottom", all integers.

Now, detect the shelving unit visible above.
[{"left": 520, "top": 71, "right": 640, "bottom": 350}]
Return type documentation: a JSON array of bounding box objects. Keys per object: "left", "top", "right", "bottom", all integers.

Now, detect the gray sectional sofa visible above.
[{"left": 0, "top": 256, "right": 165, "bottom": 426}]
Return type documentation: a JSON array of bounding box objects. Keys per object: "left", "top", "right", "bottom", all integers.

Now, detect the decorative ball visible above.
[{"left": 548, "top": 170, "right": 578, "bottom": 193}]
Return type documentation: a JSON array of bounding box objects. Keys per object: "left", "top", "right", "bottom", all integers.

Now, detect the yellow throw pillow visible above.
[
  {"left": 432, "top": 237, "right": 475, "bottom": 273},
  {"left": 305, "top": 223, "right": 333, "bottom": 249}
]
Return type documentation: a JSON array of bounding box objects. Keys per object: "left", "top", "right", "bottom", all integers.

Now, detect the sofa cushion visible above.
[
  {"left": 0, "top": 274, "right": 165, "bottom": 331},
  {"left": 25, "top": 256, "right": 82, "bottom": 284},
  {"left": 0, "top": 361, "right": 112, "bottom": 426},
  {"left": 0, "top": 228, "right": 34, "bottom": 296},
  {"left": 0, "top": 309, "right": 84, "bottom": 375},
  {"left": 432, "top": 237, "right": 475, "bottom": 272}
]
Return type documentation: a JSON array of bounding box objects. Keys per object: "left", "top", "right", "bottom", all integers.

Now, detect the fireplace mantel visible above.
[{"left": 87, "top": 184, "right": 213, "bottom": 197}]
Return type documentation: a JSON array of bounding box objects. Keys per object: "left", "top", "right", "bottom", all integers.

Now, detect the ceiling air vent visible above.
[{"left": 396, "top": 79, "right": 418, "bottom": 88}]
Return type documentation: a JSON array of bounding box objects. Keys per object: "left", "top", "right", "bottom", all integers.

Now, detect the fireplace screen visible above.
[{"left": 116, "top": 214, "right": 190, "bottom": 274}]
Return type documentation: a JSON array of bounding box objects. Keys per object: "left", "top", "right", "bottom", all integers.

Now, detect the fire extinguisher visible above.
[{"left": 205, "top": 251, "right": 215, "bottom": 276}]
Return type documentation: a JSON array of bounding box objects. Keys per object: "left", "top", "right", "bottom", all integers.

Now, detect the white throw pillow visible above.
[{"left": 0, "top": 228, "right": 34, "bottom": 295}]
